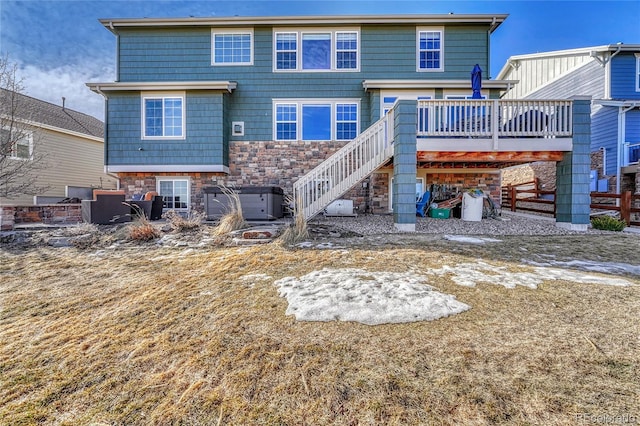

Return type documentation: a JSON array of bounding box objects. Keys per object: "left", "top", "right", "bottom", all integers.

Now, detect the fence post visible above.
[
  {"left": 621, "top": 191, "right": 631, "bottom": 225},
  {"left": 510, "top": 186, "right": 517, "bottom": 212}
]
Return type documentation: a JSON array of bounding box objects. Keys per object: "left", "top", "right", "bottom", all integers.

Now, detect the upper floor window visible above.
[
  {"left": 0, "top": 128, "right": 32, "bottom": 160},
  {"left": 212, "top": 29, "right": 253, "bottom": 65},
  {"left": 141, "top": 92, "right": 185, "bottom": 139},
  {"left": 417, "top": 27, "right": 443, "bottom": 72},
  {"left": 274, "top": 100, "right": 359, "bottom": 141},
  {"left": 274, "top": 29, "right": 360, "bottom": 72}
]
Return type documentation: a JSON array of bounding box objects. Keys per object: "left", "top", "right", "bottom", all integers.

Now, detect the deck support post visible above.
[
  {"left": 556, "top": 96, "right": 592, "bottom": 231},
  {"left": 392, "top": 100, "right": 418, "bottom": 232}
]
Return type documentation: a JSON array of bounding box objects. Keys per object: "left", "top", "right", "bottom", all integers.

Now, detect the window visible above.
[
  {"left": 142, "top": 93, "right": 185, "bottom": 139},
  {"left": 0, "top": 128, "right": 32, "bottom": 160},
  {"left": 157, "top": 178, "right": 189, "bottom": 211},
  {"left": 212, "top": 29, "right": 253, "bottom": 65},
  {"left": 417, "top": 27, "right": 443, "bottom": 71},
  {"left": 274, "top": 100, "right": 359, "bottom": 141},
  {"left": 274, "top": 29, "right": 359, "bottom": 71}
]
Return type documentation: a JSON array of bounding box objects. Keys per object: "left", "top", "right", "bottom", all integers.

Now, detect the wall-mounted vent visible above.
[{"left": 232, "top": 121, "right": 244, "bottom": 136}]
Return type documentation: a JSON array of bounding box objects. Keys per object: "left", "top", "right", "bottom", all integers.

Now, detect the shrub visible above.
[
  {"left": 163, "top": 209, "right": 206, "bottom": 232},
  {"left": 128, "top": 221, "right": 161, "bottom": 241},
  {"left": 591, "top": 215, "right": 626, "bottom": 232},
  {"left": 212, "top": 185, "right": 247, "bottom": 236},
  {"left": 278, "top": 195, "right": 309, "bottom": 245},
  {"left": 127, "top": 203, "right": 161, "bottom": 241}
]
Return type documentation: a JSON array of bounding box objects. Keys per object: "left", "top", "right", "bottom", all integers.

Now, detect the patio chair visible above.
[{"left": 416, "top": 191, "right": 431, "bottom": 217}]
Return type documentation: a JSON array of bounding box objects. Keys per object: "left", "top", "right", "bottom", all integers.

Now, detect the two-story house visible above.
[
  {"left": 497, "top": 44, "right": 640, "bottom": 194},
  {"left": 88, "top": 14, "right": 591, "bottom": 231},
  {"left": 0, "top": 89, "right": 117, "bottom": 206}
]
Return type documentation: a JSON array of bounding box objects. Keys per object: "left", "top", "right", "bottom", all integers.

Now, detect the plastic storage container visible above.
[{"left": 429, "top": 208, "right": 451, "bottom": 219}]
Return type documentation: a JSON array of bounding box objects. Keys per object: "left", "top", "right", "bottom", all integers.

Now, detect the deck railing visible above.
[
  {"left": 417, "top": 99, "right": 573, "bottom": 138},
  {"left": 293, "top": 110, "right": 395, "bottom": 220}
]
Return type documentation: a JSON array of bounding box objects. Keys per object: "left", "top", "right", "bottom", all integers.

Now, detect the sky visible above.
[{"left": 1, "top": 0, "right": 639, "bottom": 120}]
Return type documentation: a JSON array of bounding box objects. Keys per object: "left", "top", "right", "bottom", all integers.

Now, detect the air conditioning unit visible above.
[{"left": 324, "top": 199, "right": 357, "bottom": 217}]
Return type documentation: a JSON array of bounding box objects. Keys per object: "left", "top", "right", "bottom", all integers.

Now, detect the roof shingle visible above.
[{"left": 0, "top": 88, "right": 103, "bottom": 138}]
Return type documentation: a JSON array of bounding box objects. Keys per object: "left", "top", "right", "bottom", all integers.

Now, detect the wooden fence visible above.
[{"left": 501, "top": 181, "right": 640, "bottom": 226}]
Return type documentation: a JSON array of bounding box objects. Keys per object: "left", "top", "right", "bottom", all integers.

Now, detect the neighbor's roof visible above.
[
  {"left": 99, "top": 13, "right": 507, "bottom": 33},
  {"left": 496, "top": 44, "right": 640, "bottom": 80},
  {"left": 0, "top": 88, "right": 103, "bottom": 140}
]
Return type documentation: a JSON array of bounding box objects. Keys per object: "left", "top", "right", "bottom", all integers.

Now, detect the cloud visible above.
[{"left": 18, "top": 61, "right": 113, "bottom": 120}]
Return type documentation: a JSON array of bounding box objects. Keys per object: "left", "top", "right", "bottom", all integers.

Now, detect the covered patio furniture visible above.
[{"left": 81, "top": 190, "right": 131, "bottom": 225}]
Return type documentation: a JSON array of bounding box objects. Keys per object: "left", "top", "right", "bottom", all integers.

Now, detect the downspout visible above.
[
  {"left": 95, "top": 86, "right": 119, "bottom": 190},
  {"left": 616, "top": 105, "right": 624, "bottom": 194}
]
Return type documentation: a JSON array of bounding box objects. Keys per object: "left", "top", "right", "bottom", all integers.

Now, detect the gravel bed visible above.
[{"left": 309, "top": 211, "right": 604, "bottom": 236}]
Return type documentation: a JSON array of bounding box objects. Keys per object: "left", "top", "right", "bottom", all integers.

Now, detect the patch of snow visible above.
[
  {"left": 273, "top": 268, "right": 470, "bottom": 325},
  {"left": 295, "top": 241, "right": 346, "bottom": 249},
  {"left": 240, "top": 273, "right": 272, "bottom": 288},
  {"left": 429, "top": 261, "right": 633, "bottom": 289},
  {"left": 444, "top": 235, "right": 502, "bottom": 244},
  {"left": 523, "top": 259, "right": 640, "bottom": 277}
]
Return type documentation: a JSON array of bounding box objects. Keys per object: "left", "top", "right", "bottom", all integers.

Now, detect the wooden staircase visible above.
[{"left": 293, "top": 111, "right": 395, "bottom": 220}]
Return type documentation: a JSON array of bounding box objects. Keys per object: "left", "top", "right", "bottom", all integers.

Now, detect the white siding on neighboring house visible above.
[
  {"left": 0, "top": 127, "right": 117, "bottom": 205},
  {"left": 520, "top": 61, "right": 605, "bottom": 100},
  {"left": 500, "top": 52, "right": 596, "bottom": 99}
]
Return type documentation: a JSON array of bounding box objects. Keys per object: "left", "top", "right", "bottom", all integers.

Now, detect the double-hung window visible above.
[
  {"left": 274, "top": 100, "right": 359, "bottom": 141},
  {"left": 0, "top": 128, "right": 32, "bottom": 160},
  {"left": 274, "top": 29, "right": 359, "bottom": 71},
  {"left": 141, "top": 93, "right": 185, "bottom": 139},
  {"left": 417, "top": 27, "right": 443, "bottom": 72},
  {"left": 212, "top": 29, "right": 253, "bottom": 65}
]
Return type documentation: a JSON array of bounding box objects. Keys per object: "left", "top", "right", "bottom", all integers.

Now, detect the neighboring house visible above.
[
  {"left": 497, "top": 44, "right": 640, "bottom": 193},
  {"left": 87, "top": 14, "right": 590, "bottom": 230},
  {"left": 0, "top": 89, "right": 118, "bottom": 205}
]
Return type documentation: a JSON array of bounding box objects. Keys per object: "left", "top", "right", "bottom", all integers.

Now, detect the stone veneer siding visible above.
[{"left": 117, "top": 141, "right": 504, "bottom": 216}]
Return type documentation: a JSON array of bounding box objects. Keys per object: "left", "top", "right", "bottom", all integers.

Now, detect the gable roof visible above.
[
  {"left": 100, "top": 13, "right": 507, "bottom": 34},
  {"left": 0, "top": 88, "right": 103, "bottom": 139},
  {"left": 497, "top": 44, "right": 640, "bottom": 81}
]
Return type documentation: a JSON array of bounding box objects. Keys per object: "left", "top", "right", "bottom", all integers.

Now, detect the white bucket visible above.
[{"left": 462, "top": 192, "right": 483, "bottom": 221}]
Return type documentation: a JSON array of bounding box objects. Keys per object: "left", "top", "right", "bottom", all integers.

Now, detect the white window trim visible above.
[
  {"left": 635, "top": 53, "right": 640, "bottom": 92},
  {"left": 2, "top": 128, "right": 33, "bottom": 160},
  {"left": 380, "top": 90, "right": 435, "bottom": 117},
  {"left": 211, "top": 28, "right": 254, "bottom": 66},
  {"left": 141, "top": 91, "right": 186, "bottom": 140},
  {"left": 273, "top": 27, "right": 360, "bottom": 72},
  {"left": 416, "top": 26, "right": 444, "bottom": 73},
  {"left": 156, "top": 177, "right": 190, "bottom": 211},
  {"left": 273, "top": 99, "right": 360, "bottom": 141}
]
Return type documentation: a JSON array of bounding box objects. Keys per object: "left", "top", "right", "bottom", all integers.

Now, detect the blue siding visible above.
[
  {"left": 108, "top": 22, "right": 494, "bottom": 169},
  {"left": 610, "top": 53, "right": 640, "bottom": 100},
  {"left": 106, "top": 91, "right": 226, "bottom": 167},
  {"left": 625, "top": 109, "right": 640, "bottom": 142},
  {"left": 116, "top": 24, "right": 492, "bottom": 143},
  {"left": 591, "top": 105, "right": 619, "bottom": 175}
]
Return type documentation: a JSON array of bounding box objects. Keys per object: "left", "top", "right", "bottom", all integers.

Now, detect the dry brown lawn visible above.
[{"left": 1, "top": 230, "right": 639, "bottom": 425}]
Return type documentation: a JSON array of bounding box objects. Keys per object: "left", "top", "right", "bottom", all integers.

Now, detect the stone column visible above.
[
  {"left": 556, "top": 96, "right": 592, "bottom": 231},
  {"left": 392, "top": 100, "right": 417, "bottom": 232}
]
